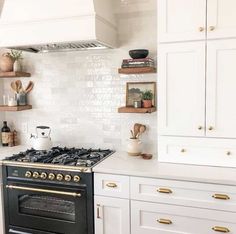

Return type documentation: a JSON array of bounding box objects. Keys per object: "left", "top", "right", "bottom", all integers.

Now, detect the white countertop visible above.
[
  {"left": 1, "top": 147, "right": 236, "bottom": 186},
  {"left": 93, "top": 152, "right": 236, "bottom": 186}
]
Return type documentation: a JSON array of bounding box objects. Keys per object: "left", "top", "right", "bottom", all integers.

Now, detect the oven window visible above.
[{"left": 19, "top": 195, "right": 75, "bottom": 222}]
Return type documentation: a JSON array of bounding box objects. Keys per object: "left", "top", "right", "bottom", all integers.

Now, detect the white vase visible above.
[
  {"left": 13, "top": 60, "right": 22, "bottom": 72},
  {"left": 127, "top": 138, "right": 142, "bottom": 156}
]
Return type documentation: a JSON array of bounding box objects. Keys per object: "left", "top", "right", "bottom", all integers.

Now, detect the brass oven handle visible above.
[
  {"left": 157, "top": 188, "right": 173, "bottom": 194},
  {"left": 212, "top": 194, "right": 230, "bottom": 200},
  {"left": 97, "top": 204, "right": 101, "bottom": 219},
  {"left": 106, "top": 182, "right": 118, "bottom": 188},
  {"left": 157, "top": 218, "right": 172, "bottom": 225},
  {"left": 6, "top": 185, "right": 81, "bottom": 197},
  {"left": 212, "top": 226, "right": 230, "bottom": 233}
]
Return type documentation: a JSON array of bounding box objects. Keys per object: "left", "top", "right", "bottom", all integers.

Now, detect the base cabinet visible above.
[
  {"left": 0, "top": 183, "right": 4, "bottom": 234},
  {"left": 94, "top": 195, "right": 130, "bottom": 234},
  {"left": 131, "top": 200, "right": 236, "bottom": 234}
]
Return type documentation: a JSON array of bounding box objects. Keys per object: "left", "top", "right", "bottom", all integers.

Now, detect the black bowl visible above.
[{"left": 129, "top": 49, "right": 149, "bottom": 59}]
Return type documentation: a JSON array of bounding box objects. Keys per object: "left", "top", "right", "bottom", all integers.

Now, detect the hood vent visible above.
[
  {"left": 0, "top": 0, "right": 117, "bottom": 52},
  {"left": 9, "top": 41, "right": 109, "bottom": 53}
]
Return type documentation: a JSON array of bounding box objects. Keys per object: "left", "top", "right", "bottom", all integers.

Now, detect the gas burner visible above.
[{"left": 5, "top": 147, "right": 114, "bottom": 169}]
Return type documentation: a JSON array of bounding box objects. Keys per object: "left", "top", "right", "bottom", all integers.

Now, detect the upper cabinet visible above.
[
  {"left": 158, "top": 0, "right": 236, "bottom": 43},
  {"left": 158, "top": 42, "right": 206, "bottom": 137},
  {"left": 207, "top": 0, "right": 236, "bottom": 40},
  {"left": 158, "top": 0, "right": 206, "bottom": 43}
]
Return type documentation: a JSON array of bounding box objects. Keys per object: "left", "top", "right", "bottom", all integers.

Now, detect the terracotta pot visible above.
[
  {"left": 0, "top": 53, "right": 14, "bottom": 72},
  {"left": 142, "top": 100, "right": 152, "bottom": 108}
]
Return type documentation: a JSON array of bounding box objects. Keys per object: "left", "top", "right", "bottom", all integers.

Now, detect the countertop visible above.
[
  {"left": 93, "top": 152, "right": 236, "bottom": 186},
  {"left": 0, "top": 147, "right": 236, "bottom": 186}
]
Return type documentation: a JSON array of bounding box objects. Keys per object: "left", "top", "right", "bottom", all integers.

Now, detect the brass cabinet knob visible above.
[
  {"left": 226, "top": 151, "right": 231, "bottom": 156},
  {"left": 212, "top": 194, "right": 230, "bottom": 200},
  {"left": 40, "top": 172, "right": 47, "bottom": 180},
  {"left": 33, "top": 172, "right": 40, "bottom": 179},
  {"left": 106, "top": 182, "right": 118, "bottom": 188},
  {"left": 212, "top": 226, "right": 230, "bottom": 233},
  {"left": 198, "top": 126, "right": 203, "bottom": 130},
  {"left": 157, "top": 188, "right": 172, "bottom": 194},
  {"left": 157, "top": 219, "right": 172, "bottom": 225},
  {"left": 25, "top": 171, "right": 32, "bottom": 178},
  {"left": 198, "top": 27, "right": 205, "bottom": 32},
  {"left": 209, "top": 26, "right": 216, "bottom": 31},
  {"left": 56, "top": 174, "right": 63, "bottom": 181},
  {"left": 73, "top": 175, "right": 81, "bottom": 182},
  {"left": 48, "top": 173, "right": 55, "bottom": 180},
  {"left": 208, "top": 126, "right": 214, "bottom": 131},
  {"left": 64, "top": 175, "right": 72, "bottom": 182},
  {"left": 181, "top": 149, "right": 186, "bottom": 153}
]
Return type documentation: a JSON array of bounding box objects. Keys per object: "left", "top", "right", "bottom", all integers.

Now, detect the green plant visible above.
[
  {"left": 10, "top": 50, "right": 23, "bottom": 61},
  {"left": 141, "top": 90, "right": 153, "bottom": 100}
]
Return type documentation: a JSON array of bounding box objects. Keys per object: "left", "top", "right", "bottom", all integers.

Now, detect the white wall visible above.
[{"left": 2, "top": 0, "right": 157, "bottom": 153}]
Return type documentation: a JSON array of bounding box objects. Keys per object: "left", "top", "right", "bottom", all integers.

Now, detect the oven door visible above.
[{"left": 6, "top": 181, "right": 87, "bottom": 234}]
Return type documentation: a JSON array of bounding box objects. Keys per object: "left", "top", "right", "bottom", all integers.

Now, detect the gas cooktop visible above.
[{"left": 3, "top": 147, "right": 114, "bottom": 172}]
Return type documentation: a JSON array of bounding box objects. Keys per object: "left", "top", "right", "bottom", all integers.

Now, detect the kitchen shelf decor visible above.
[
  {"left": 0, "top": 105, "right": 32, "bottom": 112},
  {"left": 0, "top": 71, "right": 31, "bottom": 78},
  {"left": 118, "top": 82, "right": 157, "bottom": 114},
  {"left": 118, "top": 67, "right": 156, "bottom": 74}
]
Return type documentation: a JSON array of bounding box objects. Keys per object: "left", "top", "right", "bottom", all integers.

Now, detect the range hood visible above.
[{"left": 0, "top": 0, "right": 117, "bottom": 53}]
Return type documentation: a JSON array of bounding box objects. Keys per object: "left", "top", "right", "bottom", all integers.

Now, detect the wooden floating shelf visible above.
[
  {"left": 0, "top": 71, "right": 31, "bottom": 78},
  {"left": 118, "top": 67, "right": 156, "bottom": 74},
  {"left": 118, "top": 106, "right": 156, "bottom": 114},
  {"left": 0, "top": 105, "right": 32, "bottom": 112}
]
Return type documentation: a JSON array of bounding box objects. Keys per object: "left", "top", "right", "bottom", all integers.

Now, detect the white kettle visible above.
[{"left": 31, "top": 126, "right": 53, "bottom": 150}]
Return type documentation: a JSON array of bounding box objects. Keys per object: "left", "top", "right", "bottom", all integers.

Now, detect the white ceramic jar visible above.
[{"left": 127, "top": 138, "right": 142, "bottom": 156}]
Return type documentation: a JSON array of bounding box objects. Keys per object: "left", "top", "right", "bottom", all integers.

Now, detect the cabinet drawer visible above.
[
  {"left": 94, "top": 173, "right": 129, "bottom": 199},
  {"left": 131, "top": 200, "right": 236, "bottom": 234},
  {"left": 158, "top": 136, "right": 236, "bottom": 167},
  {"left": 131, "top": 177, "right": 236, "bottom": 212}
]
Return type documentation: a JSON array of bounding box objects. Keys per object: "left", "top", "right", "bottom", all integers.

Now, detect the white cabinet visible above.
[
  {"left": 158, "top": 42, "right": 206, "bottom": 137},
  {"left": 131, "top": 200, "right": 236, "bottom": 234},
  {"left": 158, "top": 0, "right": 236, "bottom": 43},
  {"left": 158, "top": 0, "right": 206, "bottom": 43},
  {"left": 94, "top": 196, "right": 130, "bottom": 234},
  {"left": 206, "top": 39, "right": 236, "bottom": 138},
  {"left": 207, "top": 0, "right": 236, "bottom": 40}
]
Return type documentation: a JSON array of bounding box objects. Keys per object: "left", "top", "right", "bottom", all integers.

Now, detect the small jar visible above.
[
  {"left": 15, "top": 93, "right": 27, "bottom": 106},
  {"left": 127, "top": 138, "right": 142, "bottom": 156}
]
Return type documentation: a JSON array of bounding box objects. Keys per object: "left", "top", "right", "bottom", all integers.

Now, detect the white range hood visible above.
[{"left": 0, "top": 0, "right": 117, "bottom": 52}]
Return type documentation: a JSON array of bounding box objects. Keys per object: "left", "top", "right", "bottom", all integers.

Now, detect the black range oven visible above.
[
  {"left": 3, "top": 166, "right": 94, "bottom": 234},
  {"left": 2, "top": 147, "right": 114, "bottom": 234}
]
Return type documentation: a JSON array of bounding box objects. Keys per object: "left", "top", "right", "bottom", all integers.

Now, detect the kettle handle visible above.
[{"left": 36, "top": 126, "right": 50, "bottom": 129}]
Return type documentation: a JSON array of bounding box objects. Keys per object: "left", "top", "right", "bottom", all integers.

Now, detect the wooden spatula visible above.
[
  {"left": 10, "top": 81, "right": 18, "bottom": 93},
  {"left": 25, "top": 81, "right": 34, "bottom": 94}
]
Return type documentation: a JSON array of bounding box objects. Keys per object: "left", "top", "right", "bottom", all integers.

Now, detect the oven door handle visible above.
[
  {"left": 9, "top": 229, "right": 32, "bottom": 234},
  {"left": 6, "top": 185, "right": 82, "bottom": 197}
]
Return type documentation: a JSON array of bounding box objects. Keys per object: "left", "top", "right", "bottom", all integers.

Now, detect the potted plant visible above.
[
  {"left": 0, "top": 53, "right": 14, "bottom": 72},
  {"left": 141, "top": 90, "right": 153, "bottom": 108},
  {"left": 10, "top": 50, "right": 23, "bottom": 72}
]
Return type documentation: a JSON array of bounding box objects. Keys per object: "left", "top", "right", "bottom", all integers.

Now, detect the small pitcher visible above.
[{"left": 127, "top": 138, "right": 142, "bottom": 156}]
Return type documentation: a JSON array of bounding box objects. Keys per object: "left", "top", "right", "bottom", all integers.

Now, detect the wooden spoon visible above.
[
  {"left": 15, "top": 80, "right": 22, "bottom": 93},
  {"left": 134, "top": 123, "right": 142, "bottom": 138},
  {"left": 25, "top": 81, "right": 34, "bottom": 94},
  {"left": 139, "top": 125, "right": 146, "bottom": 135},
  {"left": 10, "top": 81, "right": 18, "bottom": 93}
]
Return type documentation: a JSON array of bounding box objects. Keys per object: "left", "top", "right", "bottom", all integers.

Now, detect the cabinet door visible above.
[
  {"left": 94, "top": 196, "right": 130, "bottom": 234},
  {"left": 158, "top": 42, "right": 206, "bottom": 137},
  {"left": 158, "top": 0, "right": 206, "bottom": 43},
  {"left": 206, "top": 39, "right": 236, "bottom": 138},
  {"left": 207, "top": 0, "right": 236, "bottom": 39}
]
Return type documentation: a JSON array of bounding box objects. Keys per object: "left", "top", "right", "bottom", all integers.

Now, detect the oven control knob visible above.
[
  {"left": 25, "top": 171, "right": 32, "bottom": 178},
  {"left": 40, "top": 172, "right": 47, "bottom": 180},
  {"left": 73, "top": 175, "right": 81, "bottom": 182},
  {"left": 56, "top": 174, "right": 63, "bottom": 181},
  {"left": 48, "top": 173, "right": 55, "bottom": 180},
  {"left": 64, "top": 175, "right": 72, "bottom": 182},
  {"left": 33, "top": 172, "right": 40, "bottom": 179}
]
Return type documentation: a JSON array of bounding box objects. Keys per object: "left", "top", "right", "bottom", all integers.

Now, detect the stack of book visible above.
[{"left": 121, "top": 58, "right": 155, "bottom": 68}]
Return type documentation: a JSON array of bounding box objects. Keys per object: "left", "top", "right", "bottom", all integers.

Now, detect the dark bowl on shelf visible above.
[{"left": 129, "top": 49, "right": 149, "bottom": 59}]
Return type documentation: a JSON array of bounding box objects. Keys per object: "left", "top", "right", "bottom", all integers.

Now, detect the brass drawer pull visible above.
[
  {"left": 198, "top": 27, "right": 204, "bottom": 32},
  {"left": 157, "top": 219, "right": 172, "bottom": 225},
  {"left": 157, "top": 188, "right": 172, "bottom": 194},
  {"left": 97, "top": 204, "right": 101, "bottom": 219},
  {"left": 106, "top": 182, "right": 118, "bottom": 188},
  {"left": 212, "top": 194, "right": 230, "bottom": 200},
  {"left": 209, "top": 26, "right": 216, "bottom": 31},
  {"left": 212, "top": 226, "right": 230, "bottom": 233}
]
